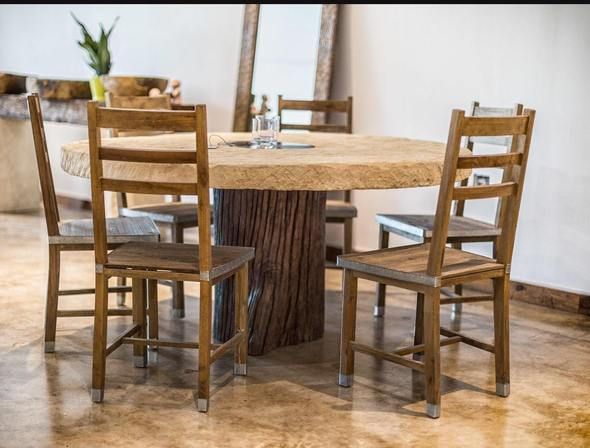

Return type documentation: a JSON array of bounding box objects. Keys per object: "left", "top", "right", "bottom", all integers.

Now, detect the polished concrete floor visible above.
[{"left": 1, "top": 210, "right": 590, "bottom": 447}]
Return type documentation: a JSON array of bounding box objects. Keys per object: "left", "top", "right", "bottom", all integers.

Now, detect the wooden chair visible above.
[
  {"left": 373, "top": 102, "right": 523, "bottom": 317},
  {"left": 338, "top": 108, "right": 535, "bottom": 418},
  {"left": 278, "top": 95, "right": 357, "bottom": 257},
  {"left": 87, "top": 102, "right": 254, "bottom": 412},
  {"left": 27, "top": 93, "right": 160, "bottom": 353},
  {"left": 106, "top": 92, "right": 199, "bottom": 318}
]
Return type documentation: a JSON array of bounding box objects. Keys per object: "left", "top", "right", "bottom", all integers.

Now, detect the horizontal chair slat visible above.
[
  {"left": 101, "top": 178, "right": 198, "bottom": 195},
  {"left": 440, "top": 327, "right": 495, "bottom": 353},
  {"left": 468, "top": 136, "right": 511, "bottom": 147},
  {"left": 462, "top": 116, "right": 528, "bottom": 137},
  {"left": 56, "top": 308, "right": 132, "bottom": 317},
  {"left": 106, "top": 325, "right": 141, "bottom": 356},
  {"left": 210, "top": 331, "right": 245, "bottom": 362},
  {"left": 453, "top": 181, "right": 517, "bottom": 200},
  {"left": 281, "top": 99, "right": 349, "bottom": 112},
  {"left": 100, "top": 146, "right": 197, "bottom": 164},
  {"left": 439, "top": 295, "right": 493, "bottom": 305},
  {"left": 457, "top": 152, "right": 523, "bottom": 169},
  {"left": 351, "top": 341, "right": 425, "bottom": 372},
  {"left": 122, "top": 337, "right": 200, "bottom": 350},
  {"left": 171, "top": 104, "right": 196, "bottom": 111},
  {"left": 473, "top": 106, "right": 515, "bottom": 117},
  {"left": 97, "top": 107, "right": 196, "bottom": 132},
  {"left": 281, "top": 123, "right": 348, "bottom": 133}
]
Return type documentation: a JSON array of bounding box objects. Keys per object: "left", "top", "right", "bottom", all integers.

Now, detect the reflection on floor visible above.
[{"left": 1, "top": 210, "right": 589, "bottom": 447}]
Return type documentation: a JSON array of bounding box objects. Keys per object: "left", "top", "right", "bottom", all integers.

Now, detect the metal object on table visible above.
[{"left": 227, "top": 140, "right": 315, "bottom": 149}]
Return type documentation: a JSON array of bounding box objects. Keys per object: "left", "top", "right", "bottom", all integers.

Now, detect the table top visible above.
[{"left": 61, "top": 131, "right": 469, "bottom": 191}]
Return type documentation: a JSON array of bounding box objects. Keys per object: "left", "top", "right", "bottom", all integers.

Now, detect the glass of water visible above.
[{"left": 252, "top": 115, "right": 280, "bottom": 148}]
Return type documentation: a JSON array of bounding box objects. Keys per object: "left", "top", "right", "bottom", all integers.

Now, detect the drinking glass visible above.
[{"left": 252, "top": 115, "right": 280, "bottom": 148}]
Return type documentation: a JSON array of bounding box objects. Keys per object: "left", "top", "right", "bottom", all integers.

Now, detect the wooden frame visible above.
[
  {"left": 233, "top": 4, "right": 340, "bottom": 131},
  {"left": 105, "top": 92, "right": 198, "bottom": 316},
  {"left": 27, "top": 93, "right": 160, "bottom": 353},
  {"left": 375, "top": 102, "right": 523, "bottom": 317},
  {"left": 87, "top": 102, "right": 252, "bottom": 413},
  {"left": 277, "top": 96, "right": 353, "bottom": 134},
  {"left": 338, "top": 108, "right": 536, "bottom": 418}
]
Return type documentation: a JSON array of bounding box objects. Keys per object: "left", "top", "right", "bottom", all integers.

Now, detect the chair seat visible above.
[
  {"left": 337, "top": 243, "right": 504, "bottom": 287},
  {"left": 120, "top": 202, "right": 199, "bottom": 225},
  {"left": 376, "top": 214, "right": 500, "bottom": 241},
  {"left": 49, "top": 217, "right": 159, "bottom": 245},
  {"left": 105, "top": 242, "right": 255, "bottom": 282},
  {"left": 326, "top": 200, "right": 358, "bottom": 219}
]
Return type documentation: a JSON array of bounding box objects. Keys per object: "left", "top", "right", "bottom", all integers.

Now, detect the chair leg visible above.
[
  {"left": 116, "top": 277, "right": 127, "bottom": 306},
  {"left": 493, "top": 275, "right": 510, "bottom": 397},
  {"left": 374, "top": 225, "right": 389, "bottom": 317},
  {"left": 413, "top": 292, "right": 425, "bottom": 361},
  {"left": 339, "top": 269, "right": 358, "bottom": 387},
  {"left": 91, "top": 273, "right": 109, "bottom": 402},
  {"left": 451, "top": 242, "right": 463, "bottom": 315},
  {"left": 197, "top": 281, "right": 213, "bottom": 412},
  {"left": 234, "top": 264, "right": 249, "bottom": 376},
  {"left": 452, "top": 283, "right": 463, "bottom": 314},
  {"left": 132, "top": 278, "right": 147, "bottom": 368},
  {"left": 343, "top": 218, "right": 353, "bottom": 255},
  {"left": 424, "top": 288, "right": 441, "bottom": 418},
  {"left": 44, "top": 246, "right": 60, "bottom": 353},
  {"left": 147, "top": 279, "right": 159, "bottom": 351},
  {"left": 170, "top": 224, "right": 185, "bottom": 319}
]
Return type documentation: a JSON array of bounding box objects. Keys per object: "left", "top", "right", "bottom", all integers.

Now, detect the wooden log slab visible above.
[
  {"left": 213, "top": 189, "right": 326, "bottom": 355},
  {"left": 0, "top": 94, "right": 88, "bottom": 124},
  {"left": 101, "top": 76, "right": 168, "bottom": 96},
  {"left": 0, "top": 73, "right": 27, "bottom": 94},
  {"left": 26, "top": 77, "right": 91, "bottom": 100}
]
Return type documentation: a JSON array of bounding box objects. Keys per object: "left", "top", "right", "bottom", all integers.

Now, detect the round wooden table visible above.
[{"left": 62, "top": 132, "right": 467, "bottom": 355}]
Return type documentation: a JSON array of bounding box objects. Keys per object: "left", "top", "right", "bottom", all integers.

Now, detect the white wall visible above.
[{"left": 331, "top": 4, "right": 590, "bottom": 295}]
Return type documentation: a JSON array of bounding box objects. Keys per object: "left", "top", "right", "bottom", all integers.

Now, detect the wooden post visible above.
[{"left": 213, "top": 189, "right": 326, "bottom": 355}]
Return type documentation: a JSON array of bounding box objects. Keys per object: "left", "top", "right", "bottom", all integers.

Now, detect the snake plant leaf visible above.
[
  {"left": 106, "top": 17, "right": 119, "bottom": 39},
  {"left": 71, "top": 12, "right": 118, "bottom": 76}
]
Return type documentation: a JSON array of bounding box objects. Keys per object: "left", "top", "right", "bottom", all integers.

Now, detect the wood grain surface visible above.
[{"left": 62, "top": 131, "right": 470, "bottom": 191}]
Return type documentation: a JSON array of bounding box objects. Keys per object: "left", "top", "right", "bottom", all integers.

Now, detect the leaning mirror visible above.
[{"left": 233, "top": 4, "right": 339, "bottom": 132}]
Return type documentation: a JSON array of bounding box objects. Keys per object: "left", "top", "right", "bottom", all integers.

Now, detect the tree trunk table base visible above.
[{"left": 213, "top": 189, "right": 326, "bottom": 355}]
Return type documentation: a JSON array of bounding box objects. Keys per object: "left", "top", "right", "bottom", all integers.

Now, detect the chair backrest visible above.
[
  {"left": 105, "top": 92, "right": 173, "bottom": 137},
  {"left": 428, "top": 108, "right": 536, "bottom": 278},
  {"left": 277, "top": 96, "right": 353, "bottom": 134},
  {"left": 105, "top": 92, "right": 175, "bottom": 207},
  {"left": 454, "top": 101, "right": 523, "bottom": 222},
  {"left": 87, "top": 102, "right": 212, "bottom": 276},
  {"left": 27, "top": 93, "right": 60, "bottom": 237},
  {"left": 279, "top": 96, "right": 354, "bottom": 202}
]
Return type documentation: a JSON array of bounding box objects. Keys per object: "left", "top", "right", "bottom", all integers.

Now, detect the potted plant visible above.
[{"left": 71, "top": 13, "right": 119, "bottom": 101}]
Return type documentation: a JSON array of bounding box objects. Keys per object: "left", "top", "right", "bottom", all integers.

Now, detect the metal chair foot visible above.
[
  {"left": 451, "top": 302, "right": 462, "bottom": 315},
  {"left": 426, "top": 403, "right": 440, "bottom": 419},
  {"left": 116, "top": 295, "right": 126, "bottom": 307},
  {"left": 234, "top": 363, "right": 247, "bottom": 376},
  {"left": 197, "top": 398, "right": 209, "bottom": 413},
  {"left": 496, "top": 383, "right": 510, "bottom": 397},
  {"left": 44, "top": 341, "right": 55, "bottom": 353},
  {"left": 91, "top": 388, "right": 104, "bottom": 403},
  {"left": 373, "top": 305, "right": 384, "bottom": 317},
  {"left": 171, "top": 308, "right": 185, "bottom": 319},
  {"left": 134, "top": 355, "right": 147, "bottom": 368},
  {"left": 338, "top": 373, "right": 353, "bottom": 387}
]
